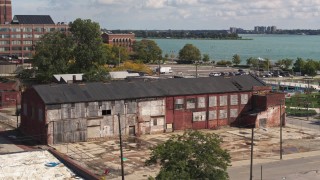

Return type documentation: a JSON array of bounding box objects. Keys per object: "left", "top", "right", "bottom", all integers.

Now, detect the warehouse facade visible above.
[{"left": 20, "top": 75, "right": 285, "bottom": 144}]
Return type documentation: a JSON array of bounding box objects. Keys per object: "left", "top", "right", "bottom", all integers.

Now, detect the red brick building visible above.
[
  {"left": 0, "top": 0, "right": 12, "bottom": 24},
  {"left": 101, "top": 33, "right": 135, "bottom": 51},
  {"left": 0, "top": 80, "right": 20, "bottom": 108},
  {"left": 20, "top": 75, "right": 285, "bottom": 144}
]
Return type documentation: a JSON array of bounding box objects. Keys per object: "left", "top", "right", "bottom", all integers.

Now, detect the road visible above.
[
  {"left": 228, "top": 155, "right": 320, "bottom": 180},
  {"left": 286, "top": 116, "right": 320, "bottom": 131},
  {"left": 228, "top": 117, "right": 320, "bottom": 180},
  {"left": 148, "top": 64, "right": 239, "bottom": 77}
]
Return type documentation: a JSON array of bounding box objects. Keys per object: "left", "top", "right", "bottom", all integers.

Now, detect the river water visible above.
[{"left": 150, "top": 34, "right": 320, "bottom": 62}]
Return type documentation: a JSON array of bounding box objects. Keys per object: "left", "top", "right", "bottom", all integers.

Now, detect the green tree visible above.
[
  {"left": 261, "top": 58, "right": 272, "bottom": 71},
  {"left": 246, "top": 57, "right": 258, "bottom": 67},
  {"left": 33, "top": 31, "right": 74, "bottom": 83},
  {"left": 304, "top": 59, "right": 318, "bottom": 76},
  {"left": 146, "top": 130, "right": 231, "bottom": 180},
  {"left": 69, "top": 18, "right": 106, "bottom": 73},
  {"left": 232, "top": 54, "right": 241, "bottom": 65},
  {"left": 83, "top": 65, "right": 109, "bottom": 82},
  {"left": 163, "top": 53, "right": 169, "bottom": 64},
  {"left": 202, "top": 54, "right": 210, "bottom": 63},
  {"left": 132, "top": 39, "right": 162, "bottom": 63},
  {"left": 276, "top": 58, "right": 293, "bottom": 70},
  {"left": 217, "top": 60, "right": 232, "bottom": 66},
  {"left": 178, "top": 44, "right": 201, "bottom": 64},
  {"left": 293, "top": 57, "right": 305, "bottom": 75}
]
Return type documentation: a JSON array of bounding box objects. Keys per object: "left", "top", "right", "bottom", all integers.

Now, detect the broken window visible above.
[
  {"left": 241, "top": 94, "right": 249, "bottom": 104},
  {"left": 174, "top": 98, "right": 184, "bottom": 110},
  {"left": 186, "top": 98, "right": 196, "bottom": 109},
  {"left": 153, "top": 119, "right": 157, "bottom": 126},
  {"left": 209, "top": 110, "right": 217, "bottom": 120},
  {"left": 197, "top": 97, "right": 206, "bottom": 108},
  {"left": 230, "top": 95, "right": 238, "bottom": 105},
  {"left": 209, "top": 96, "right": 217, "bottom": 107},
  {"left": 219, "top": 109, "right": 227, "bottom": 119},
  {"left": 193, "top": 111, "right": 206, "bottom": 122},
  {"left": 102, "top": 110, "right": 111, "bottom": 116},
  {"left": 219, "top": 95, "right": 228, "bottom": 106}
]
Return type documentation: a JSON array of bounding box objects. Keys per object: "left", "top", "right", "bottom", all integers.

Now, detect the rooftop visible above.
[
  {"left": 0, "top": 150, "right": 81, "bottom": 179},
  {"left": 32, "top": 74, "right": 266, "bottom": 104},
  {"left": 12, "top": 15, "right": 55, "bottom": 24}
]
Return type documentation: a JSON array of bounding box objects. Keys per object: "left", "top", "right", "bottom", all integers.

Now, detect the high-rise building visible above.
[{"left": 0, "top": 0, "right": 12, "bottom": 24}]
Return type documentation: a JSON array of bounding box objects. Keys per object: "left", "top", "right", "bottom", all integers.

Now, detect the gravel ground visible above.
[{"left": 51, "top": 123, "right": 320, "bottom": 179}]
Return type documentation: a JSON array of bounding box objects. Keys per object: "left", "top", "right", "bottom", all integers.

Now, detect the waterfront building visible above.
[{"left": 101, "top": 32, "right": 135, "bottom": 51}]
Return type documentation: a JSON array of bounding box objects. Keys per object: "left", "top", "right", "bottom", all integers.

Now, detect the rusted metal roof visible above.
[{"left": 33, "top": 75, "right": 266, "bottom": 104}]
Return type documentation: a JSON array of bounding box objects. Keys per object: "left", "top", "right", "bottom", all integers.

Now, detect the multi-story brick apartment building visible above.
[
  {"left": 0, "top": 0, "right": 68, "bottom": 59},
  {"left": 20, "top": 75, "right": 285, "bottom": 144},
  {"left": 0, "top": 15, "right": 68, "bottom": 58},
  {"left": 0, "top": 0, "right": 12, "bottom": 24}
]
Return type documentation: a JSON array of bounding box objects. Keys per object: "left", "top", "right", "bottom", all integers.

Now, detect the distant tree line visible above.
[
  {"left": 237, "top": 29, "right": 320, "bottom": 35},
  {"left": 103, "top": 29, "right": 240, "bottom": 39}
]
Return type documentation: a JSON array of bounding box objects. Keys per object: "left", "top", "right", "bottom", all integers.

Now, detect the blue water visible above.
[{"left": 150, "top": 34, "right": 320, "bottom": 63}]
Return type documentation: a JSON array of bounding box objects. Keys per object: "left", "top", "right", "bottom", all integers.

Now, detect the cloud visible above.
[{"left": 11, "top": 0, "right": 320, "bottom": 29}]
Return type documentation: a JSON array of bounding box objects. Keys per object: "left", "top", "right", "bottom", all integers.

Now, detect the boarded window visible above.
[
  {"left": 219, "top": 109, "right": 227, "bottom": 119},
  {"left": 23, "top": 103, "right": 27, "bottom": 116},
  {"left": 31, "top": 105, "right": 35, "bottom": 118},
  {"left": 241, "top": 94, "right": 249, "bottom": 104},
  {"left": 126, "top": 101, "right": 137, "bottom": 114},
  {"left": 230, "top": 95, "right": 239, "bottom": 105},
  {"left": 197, "top": 97, "right": 206, "bottom": 108},
  {"left": 153, "top": 119, "right": 157, "bottom": 126},
  {"left": 219, "top": 95, "right": 228, "bottom": 106},
  {"left": 230, "top": 109, "right": 238, "bottom": 118},
  {"left": 209, "top": 110, "right": 217, "bottom": 120},
  {"left": 174, "top": 98, "right": 184, "bottom": 110},
  {"left": 209, "top": 96, "right": 217, "bottom": 107},
  {"left": 186, "top": 98, "right": 196, "bottom": 109},
  {"left": 38, "top": 108, "right": 43, "bottom": 121},
  {"left": 193, "top": 111, "right": 206, "bottom": 122}
]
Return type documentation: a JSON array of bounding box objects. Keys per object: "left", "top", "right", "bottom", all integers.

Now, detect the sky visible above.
[{"left": 12, "top": 0, "right": 320, "bottom": 30}]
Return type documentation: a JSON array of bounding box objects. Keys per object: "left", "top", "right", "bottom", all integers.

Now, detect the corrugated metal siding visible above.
[{"left": 53, "top": 119, "right": 87, "bottom": 144}]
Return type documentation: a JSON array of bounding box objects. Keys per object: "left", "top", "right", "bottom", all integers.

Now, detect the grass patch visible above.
[
  {"left": 286, "top": 93, "right": 320, "bottom": 108},
  {"left": 286, "top": 108, "right": 317, "bottom": 117}
]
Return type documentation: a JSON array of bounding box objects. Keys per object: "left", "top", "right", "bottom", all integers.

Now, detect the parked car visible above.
[{"left": 209, "top": 72, "right": 221, "bottom": 77}]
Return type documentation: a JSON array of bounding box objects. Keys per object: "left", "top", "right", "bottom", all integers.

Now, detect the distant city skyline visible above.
[{"left": 12, "top": 0, "right": 320, "bottom": 30}]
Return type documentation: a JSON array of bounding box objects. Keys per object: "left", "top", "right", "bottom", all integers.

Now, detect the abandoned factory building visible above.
[{"left": 20, "top": 75, "right": 285, "bottom": 144}]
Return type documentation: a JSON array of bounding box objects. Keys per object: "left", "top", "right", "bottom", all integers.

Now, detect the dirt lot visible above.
[{"left": 51, "top": 123, "right": 320, "bottom": 180}]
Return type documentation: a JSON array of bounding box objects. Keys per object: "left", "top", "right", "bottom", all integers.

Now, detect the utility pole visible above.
[
  {"left": 16, "top": 98, "right": 18, "bottom": 128},
  {"left": 117, "top": 113, "right": 125, "bottom": 180},
  {"left": 280, "top": 100, "right": 283, "bottom": 160},
  {"left": 195, "top": 60, "right": 199, "bottom": 78},
  {"left": 250, "top": 127, "right": 254, "bottom": 180},
  {"left": 158, "top": 59, "right": 161, "bottom": 77},
  {"left": 118, "top": 48, "right": 121, "bottom": 67},
  {"left": 307, "top": 79, "right": 310, "bottom": 121}
]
